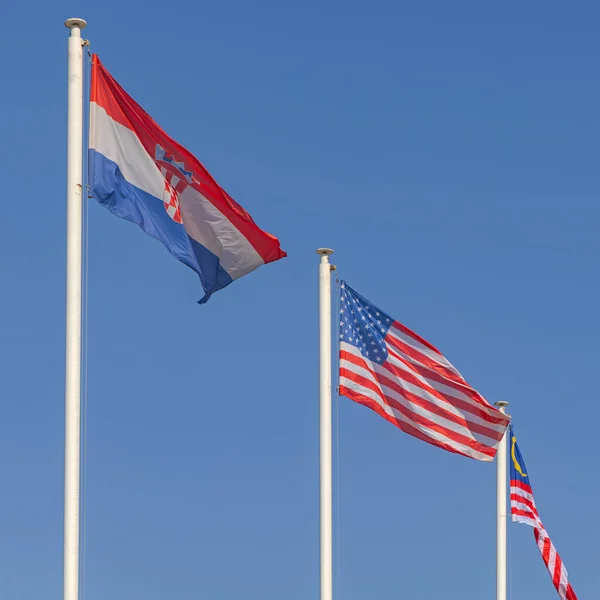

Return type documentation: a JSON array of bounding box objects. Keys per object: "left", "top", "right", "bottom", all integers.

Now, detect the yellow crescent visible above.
[{"left": 511, "top": 435, "right": 527, "bottom": 478}]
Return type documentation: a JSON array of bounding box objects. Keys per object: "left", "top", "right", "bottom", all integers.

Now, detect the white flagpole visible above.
[
  {"left": 64, "top": 17, "right": 87, "bottom": 600},
  {"left": 494, "top": 401, "right": 509, "bottom": 600},
  {"left": 317, "top": 248, "right": 334, "bottom": 600}
]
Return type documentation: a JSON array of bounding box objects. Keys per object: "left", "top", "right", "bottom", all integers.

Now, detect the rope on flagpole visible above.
[
  {"left": 334, "top": 275, "right": 341, "bottom": 600},
  {"left": 80, "top": 44, "right": 92, "bottom": 600}
]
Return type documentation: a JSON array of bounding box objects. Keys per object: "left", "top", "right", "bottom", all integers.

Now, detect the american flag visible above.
[
  {"left": 510, "top": 428, "right": 578, "bottom": 600},
  {"left": 338, "top": 282, "right": 510, "bottom": 461}
]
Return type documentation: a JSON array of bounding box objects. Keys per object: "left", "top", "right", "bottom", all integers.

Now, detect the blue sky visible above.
[{"left": 0, "top": 1, "right": 598, "bottom": 598}]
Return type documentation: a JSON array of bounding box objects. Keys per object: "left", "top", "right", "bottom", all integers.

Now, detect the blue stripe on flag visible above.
[{"left": 89, "top": 149, "right": 233, "bottom": 302}]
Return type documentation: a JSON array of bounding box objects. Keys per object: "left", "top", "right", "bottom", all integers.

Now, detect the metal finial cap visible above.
[
  {"left": 494, "top": 401, "right": 509, "bottom": 408},
  {"left": 65, "top": 18, "right": 87, "bottom": 29},
  {"left": 316, "top": 248, "right": 334, "bottom": 256}
]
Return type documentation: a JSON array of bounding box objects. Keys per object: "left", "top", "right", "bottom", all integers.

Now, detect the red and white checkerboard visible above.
[{"left": 160, "top": 167, "right": 185, "bottom": 224}]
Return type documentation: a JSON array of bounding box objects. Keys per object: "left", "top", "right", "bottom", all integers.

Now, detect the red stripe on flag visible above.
[
  {"left": 338, "top": 384, "right": 485, "bottom": 460},
  {"left": 386, "top": 342, "right": 507, "bottom": 426},
  {"left": 512, "top": 507, "right": 539, "bottom": 521},
  {"left": 542, "top": 535, "right": 552, "bottom": 569},
  {"left": 339, "top": 362, "right": 495, "bottom": 458},
  {"left": 341, "top": 350, "right": 502, "bottom": 445},
  {"left": 510, "top": 493, "right": 539, "bottom": 518},
  {"left": 385, "top": 330, "right": 464, "bottom": 385},
  {"left": 510, "top": 479, "right": 534, "bottom": 495},
  {"left": 388, "top": 320, "right": 442, "bottom": 354},
  {"left": 566, "top": 584, "right": 578, "bottom": 600},
  {"left": 379, "top": 355, "right": 504, "bottom": 441},
  {"left": 553, "top": 554, "right": 563, "bottom": 593},
  {"left": 340, "top": 359, "right": 497, "bottom": 452}
]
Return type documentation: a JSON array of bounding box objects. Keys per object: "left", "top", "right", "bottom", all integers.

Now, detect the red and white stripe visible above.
[
  {"left": 511, "top": 482, "right": 578, "bottom": 600},
  {"left": 339, "top": 321, "right": 510, "bottom": 461},
  {"left": 534, "top": 529, "right": 578, "bottom": 600}
]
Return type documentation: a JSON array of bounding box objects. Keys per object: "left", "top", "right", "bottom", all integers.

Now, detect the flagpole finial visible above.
[
  {"left": 64, "top": 18, "right": 87, "bottom": 30},
  {"left": 316, "top": 248, "right": 334, "bottom": 256},
  {"left": 494, "top": 400, "right": 509, "bottom": 409}
]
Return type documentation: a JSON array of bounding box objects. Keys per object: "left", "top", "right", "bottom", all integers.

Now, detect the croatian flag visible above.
[{"left": 88, "top": 55, "right": 286, "bottom": 303}]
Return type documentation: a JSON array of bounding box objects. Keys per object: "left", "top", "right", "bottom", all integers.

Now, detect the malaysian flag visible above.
[
  {"left": 510, "top": 428, "right": 578, "bottom": 600},
  {"left": 338, "top": 282, "right": 510, "bottom": 461}
]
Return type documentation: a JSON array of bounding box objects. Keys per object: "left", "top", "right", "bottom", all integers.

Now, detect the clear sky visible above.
[{"left": 0, "top": 1, "right": 597, "bottom": 598}]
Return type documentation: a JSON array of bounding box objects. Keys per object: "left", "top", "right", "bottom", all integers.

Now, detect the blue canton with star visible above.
[{"left": 339, "top": 281, "right": 394, "bottom": 364}]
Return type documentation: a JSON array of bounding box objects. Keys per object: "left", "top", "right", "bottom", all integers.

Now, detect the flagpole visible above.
[
  {"left": 494, "top": 401, "right": 509, "bottom": 600},
  {"left": 317, "top": 248, "right": 334, "bottom": 600},
  {"left": 64, "top": 17, "right": 87, "bottom": 600}
]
